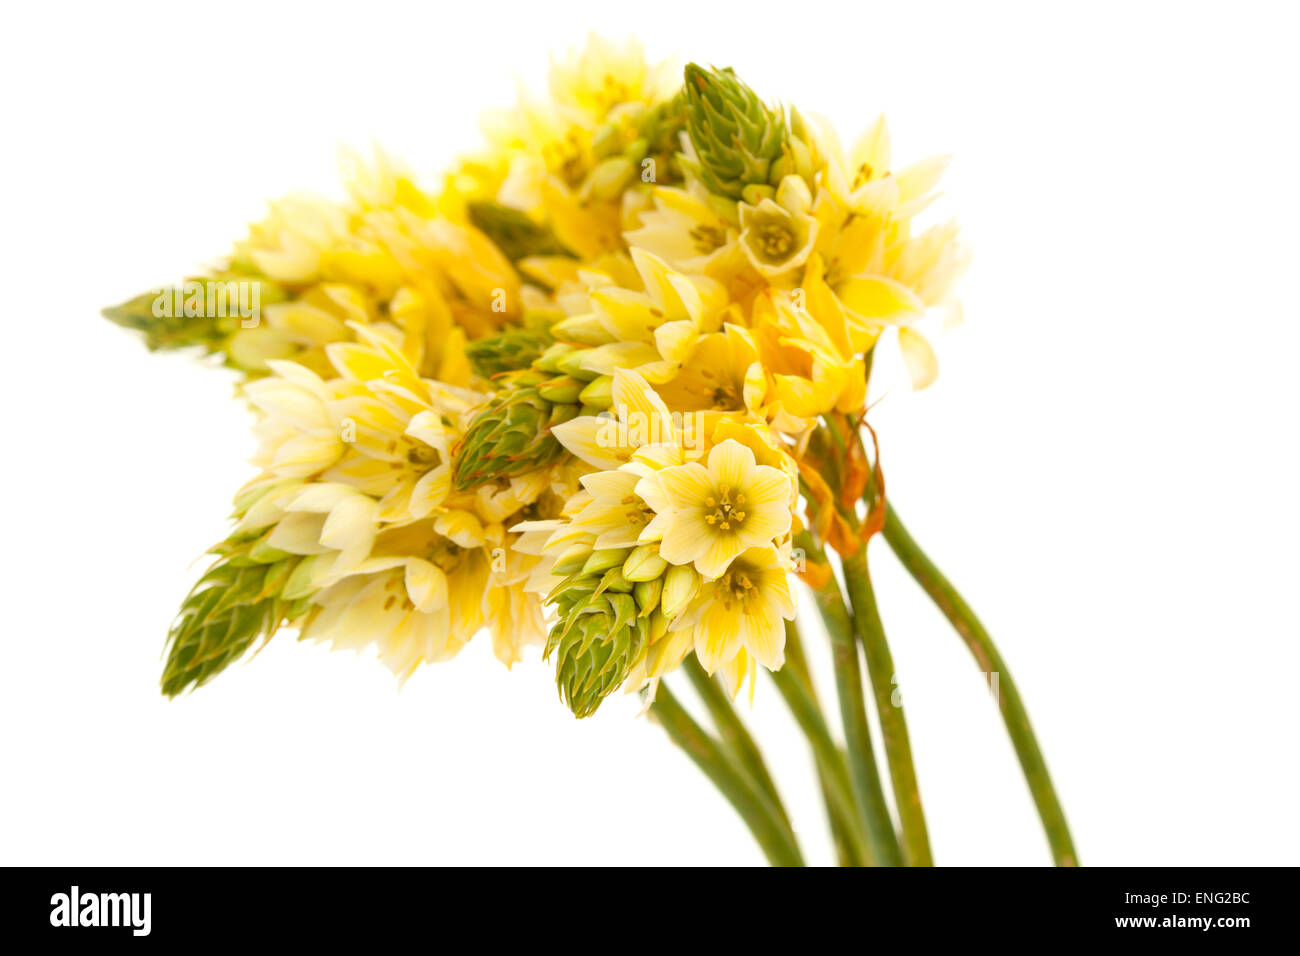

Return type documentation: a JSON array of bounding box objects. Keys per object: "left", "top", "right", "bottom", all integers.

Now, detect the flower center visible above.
[
  {"left": 703, "top": 486, "right": 747, "bottom": 532},
  {"left": 711, "top": 382, "right": 740, "bottom": 409},
  {"left": 690, "top": 224, "right": 728, "bottom": 254},
  {"left": 852, "top": 161, "right": 874, "bottom": 190},
  {"left": 545, "top": 131, "right": 589, "bottom": 187},
  {"left": 595, "top": 74, "right": 633, "bottom": 112},
  {"left": 756, "top": 223, "right": 794, "bottom": 260},
  {"left": 622, "top": 494, "right": 650, "bottom": 525},
  {"left": 714, "top": 568, "right": 757, "bottom": 609},
  {"left": 382, "top": 573, "right": 416, "bottom": 613},
  {"left": 430, "top": 542, "right": 466, "bottom": 574},
  {"left": 384, "top": 436, "right": 440, "bottom": 473},
  {"left": 406, "top": 443, "right": 438, "bottom": 466}
]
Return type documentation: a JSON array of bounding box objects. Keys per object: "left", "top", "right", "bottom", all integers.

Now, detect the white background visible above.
[{"left": 2, "top": 1, "right": 1297, "bottom": 865}]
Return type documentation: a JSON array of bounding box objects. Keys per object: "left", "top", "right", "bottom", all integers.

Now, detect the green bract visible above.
[
  {"left": 161, "top": 537, "right": 312, "bottom": 698},
  {"left": 683, "top": 64, "right": 787, "bottom": 202},
  {"left": 465, "top": 325, "right": 555, "bottom": 379},
  {"left": 449, "top": 369, "right": 582, "bottom": 490},
  {"left": 451, "top": 338, "right": 618, "bottom": 490},
  {"left": 102, "top": 276, "right": 288, "bottom": 362},
  {"left": 545, "top": 568, "right": 653, "bottom": 718},
  {"left": 466, "top": 200, "right": 574, "bottom": 261}
]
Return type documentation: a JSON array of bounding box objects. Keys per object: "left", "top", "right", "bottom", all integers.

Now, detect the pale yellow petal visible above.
[
  {"left": 898, "top": 327, "right": 939, "bottom": 391},
  {"left": 693, "top": 606, "right": 743, "bottom": 673},
  {"left": 657, "top": 507, "right": 713, "bottom": 567},
  {"left": 550, "top": 416, "right": 627, "bottom": 470},
  {"left": 657, "top": 461, "right": 712, "bottom": 509},
  {"left": 742, "top": 609, "right": 786, "bottom": 670},
  {"left": 405, "top": 559, "right": 449, "bottom": 613},
  {"left": 706, "top": 439, "right": 756, "bottom": 493},
  {"left": 837, "top": 276, "right": 925, "bottom": 323},
  {"left": 696, "top": 533, "right": 745, "bottom": 579}
]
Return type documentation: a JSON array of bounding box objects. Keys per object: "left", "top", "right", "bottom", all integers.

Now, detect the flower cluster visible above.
[{"left": 108, "top": 36, "right": 966, "bottom": 716}]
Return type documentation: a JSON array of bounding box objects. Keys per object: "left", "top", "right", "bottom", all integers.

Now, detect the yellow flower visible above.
[
  {"left": 568, "top": 467, "right": 659, "bottom": 549},
  {"left": 122, "top": 51, "right": 981, "bottom": 718},
  {"left": 642, "top": 439, "right": 795, "bottom": 578},
  {"left": 245, "top": 324, "right": 478, "bottom": 527},
  {"left": 656, "top": 322, "right": 768, "bottom": 418},
  {"left": 240, "top": 321, "right": 561, "bottom": 677},
  {"left": 806, "top": 115, "right": 970, "bottom": 390},
  {"left": 625, "top": 182, "right": 743, "bottom": 277},
  {"left": 303, "top": 527, "right": 492, "bottom": 680},
  {"left": 475, "top": 36, "right": 677, "bottom": 265},
  {"left": 482, "top": 526, "right": 550, "bottom": 668},
  {"left": 220, "top": 151, "right": 515, "bottom": 383},
  {"left": 750, "top": 282, "right": 867, "bottom": 426},
  {"left": 547, "top": 34, "right": 676, "bottom": 125},
  {"left": 549, "top": 248, "right": 726, "bottom": 385},
  {"left": 738, "top": 176, "right": 819, "bottom": 280},
  {"left": 676, "top": 545, "right": 796, "bottom": 672},
  {"left": 551, "top": 366, "right": 684, "bottom": 471}
]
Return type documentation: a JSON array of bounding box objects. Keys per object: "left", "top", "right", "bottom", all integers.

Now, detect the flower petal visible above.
[
  {"left": 706, "top": 439, "right": 756, "bottom": 493},
  {"left": 898, "top": 327, "right": 939, "bottom": 390}
]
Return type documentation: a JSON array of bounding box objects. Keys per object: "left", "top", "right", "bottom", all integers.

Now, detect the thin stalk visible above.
[
  {"left": 881, "top": 506, "right": 1078, "bottom": 866},
  {"left": 778, "top": 620, "right": 865, "bottom": 866},
  {"left": 771, "top": 623, "right": 872, "bottom": 866},
  {"left": 820, "top": 764, "right": 858, "bottom": 866},
  {"left": 799, "top": 535, "right": 903, "bottom": 866},
  {"left": 650, "top": 684, "right": 805, "bottom": 866},
  {"left": 682, "top": 655, "right": 794, "bottom": 843},
  {"left": 841, "top": 546, "right": 934, "bottom": 866}
]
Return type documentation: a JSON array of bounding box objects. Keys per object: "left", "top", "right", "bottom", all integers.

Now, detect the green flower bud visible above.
[
  {"left": 248, "top": 538, "right": 292, "bottom": 564},
  {"left": 591, "top": 121, "right": 624, "bottom": 160},
  {"left": 550, "top": 313, "right": 614, "bottom": 346},
  {"left": 583, "top": 547, "right": 632, "bottom": 576},
  {"left": 161, "top": 536, "right": 308, "bottom": 698},
  {"left": 555, "top": 347, "right": 593, "bottom": 379},
  {"left": 282, "top": 555, "right": 319, "bottom": 601},
  {"left": 102, "top": 276, "right": 289, "bottom": 368},
  {"left": 465, "top": 325, "right": 555, "bottom": 379},
  {"left": 624, "top": 544, "right": 668, "bottom": 582},
  {"left": 637, "top": 90, "right": 688, "bottom": 185},
  {"left": 621, "top": 136, "right": 649, "bottom": 162},
  {"left": 534, "top": 341, "right": 579, "bottom": 374},
  {"left": 535, "top": 374, "right": 585, "bottom": 404},
  {"left": 647, "top": 606, "right": 669, "bottom": 644},
  {"left": 683, "top": 63, "right": 787, "bottom": 202},
  {"left": 634, "top": 577, "right": 663, "bottom": 615},
  {"left": 545, "top": 568, "right": 657, "bottom": 718},
  {"left": 466, "top": 200, "right": 573, "bottom": 261},
  {"left": 579, "top": 374, "right": 614, "bottom": 409},
  {"left": 661, "top": 564, "right": 700, "bottom": 620},
  {"left": 551, "top": 542, "right": 595, "bottom": 577},
  {"left": 583, "top": 157, "right": 637, "bottom": 201},
  {"left": 602, "top": 571, "right": 636, "bottom": 594},
  {"left": 450, "top": 375, "right": 580, "bottom": 490}
]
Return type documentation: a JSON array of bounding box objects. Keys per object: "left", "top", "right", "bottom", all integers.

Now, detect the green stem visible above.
[
  {"left": 771, "top": 622, "right": 872, "bottom": 866},
  {"left": 799, "top": 534, "right": 903, "bottom": 866},
  {"left": 682, "top": 655, "right": 794, "bottom": 843},
  {"left": 650, "top": 684, "right": 805, "bottom": 867},
  {"left": 778, "top": 621, "right": 864, "bottom": 866},
  {"left": 819, "top": 762, "right": 858, "bottom": 866},
  {"left": 841, "top": 547, "right": 934, "bottom": 866},
  {"left": 881, "top": 506, "right": 1079, "bottom": 867}
]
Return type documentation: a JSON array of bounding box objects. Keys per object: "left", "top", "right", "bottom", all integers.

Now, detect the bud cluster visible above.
[{"left": 103, "top": 38, "right": 966, "bottom": 722}]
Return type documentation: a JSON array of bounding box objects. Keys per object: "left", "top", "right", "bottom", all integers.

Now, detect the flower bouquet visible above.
[{"left": 105, "top": 37, "right": 1074, "bottom": 866}]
